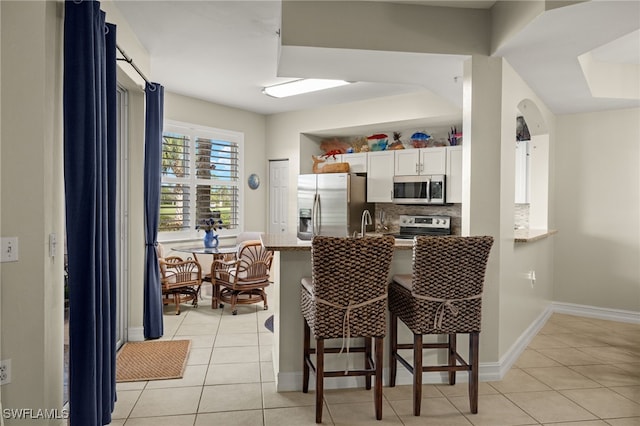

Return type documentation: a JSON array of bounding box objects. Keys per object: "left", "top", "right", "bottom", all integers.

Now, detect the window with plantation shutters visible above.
[{"left": 159, "top": 122, "right": 242, "bottom": 238}]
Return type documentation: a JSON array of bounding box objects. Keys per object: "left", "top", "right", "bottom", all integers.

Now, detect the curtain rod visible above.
[{"left": 116, "top": 44, "right": 150, "bottom": 86}]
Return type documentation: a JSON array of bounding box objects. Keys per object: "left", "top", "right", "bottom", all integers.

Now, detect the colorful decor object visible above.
[
  {"left": 410, "top": 131, "right": 431, "bottom": 148},
  {"left": 367, "top": 133, "right": 388, "bottom": 151}
]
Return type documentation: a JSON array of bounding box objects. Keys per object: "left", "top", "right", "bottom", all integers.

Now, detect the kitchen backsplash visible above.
[{"left": 373, "top": 203, "right": 462, "bottom": 235}]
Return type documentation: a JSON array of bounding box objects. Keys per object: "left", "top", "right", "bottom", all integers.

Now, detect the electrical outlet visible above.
[
  {"left": 527, "top": 270, "right": 536, "bottom": 288},
  {"left": 0, "top": 359, "right": 12, "bottom": 385}
]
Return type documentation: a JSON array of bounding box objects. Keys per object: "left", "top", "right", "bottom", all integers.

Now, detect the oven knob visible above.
[{"left": 435, "top": 219, "right": 440, "bottom": 224}]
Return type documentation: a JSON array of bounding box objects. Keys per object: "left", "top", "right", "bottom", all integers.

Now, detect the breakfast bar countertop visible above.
[{"left": 261, "top": 233, "right": 414, "bottom": 251}]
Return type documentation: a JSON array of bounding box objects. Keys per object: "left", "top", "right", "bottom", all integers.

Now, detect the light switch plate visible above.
[{"left": 0, "top": 237, "right": 19, "bottom": 262}]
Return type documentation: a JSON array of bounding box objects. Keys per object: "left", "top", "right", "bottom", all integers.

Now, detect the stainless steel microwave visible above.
[{"left": 392, "top": 174, "right": 446, "bottom": 205}]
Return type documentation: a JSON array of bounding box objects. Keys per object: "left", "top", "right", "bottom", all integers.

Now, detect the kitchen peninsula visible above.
[{"left": 261, "top": 233, "right": 415, "bottom": 391}]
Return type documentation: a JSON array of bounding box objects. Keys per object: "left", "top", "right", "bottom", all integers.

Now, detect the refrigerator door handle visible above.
[
  {"left": 426, "top": 178, "right": 431, "bottom": 201},
  {"left": 312, "top": 193, "right": 320, "bottom": 236},
  {"left": 316, "top": 194, "right": 322, "bottom": 235}
]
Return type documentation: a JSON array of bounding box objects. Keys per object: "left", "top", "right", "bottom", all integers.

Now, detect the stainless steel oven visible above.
[{"left": 392, "top": 174, "right": 445, "bottom": 205}]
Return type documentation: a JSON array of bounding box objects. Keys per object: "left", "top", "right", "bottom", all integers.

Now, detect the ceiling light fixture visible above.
[{"left": 262, "top": 79, "right": 351, "bottom": 98}]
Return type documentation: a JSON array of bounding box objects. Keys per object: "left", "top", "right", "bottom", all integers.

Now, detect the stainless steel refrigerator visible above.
[{"left": 297, "top": 173, "right": 373, "bottom": 240}]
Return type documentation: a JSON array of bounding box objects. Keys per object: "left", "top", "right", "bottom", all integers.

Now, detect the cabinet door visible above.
[
  {"left": 367, "top": 151, "right": 394, "bottom": 203},
  {"left": 394, "top": 149, "right": 420, "bottom": 175},
  {"left": 446, "top": 146, "right": 462, "bottom": 203},
  {"left": 420, "top": 147, "right": 447, "bottom": 175},
  {"left": 341, "top": 152, "right": 367, "bottom": 173}
]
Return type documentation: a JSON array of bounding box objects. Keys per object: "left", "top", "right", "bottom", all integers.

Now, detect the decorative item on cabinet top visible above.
[{"left": 312, "top": 155, "right": 350, "bottom": 174}]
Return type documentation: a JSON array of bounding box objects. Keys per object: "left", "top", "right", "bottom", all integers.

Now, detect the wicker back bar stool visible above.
[
  {"left": 301, "top": 236, "right": 395, "bottom": 423},
  {"left": 388, "top": 235, "right": 493, "bottom": 416}
]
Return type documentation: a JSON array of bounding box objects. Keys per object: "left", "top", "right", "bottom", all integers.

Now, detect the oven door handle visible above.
[{"left": 426, "top": 178, "right": 431, "bottom": 201}]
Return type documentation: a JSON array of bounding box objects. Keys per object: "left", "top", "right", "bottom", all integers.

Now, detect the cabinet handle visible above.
[
  {"left": 415, "top": 163, "right": 419, "bottom": 173},
  {"left": 420, "top": 163, "right": 424, "bottom": 173}
]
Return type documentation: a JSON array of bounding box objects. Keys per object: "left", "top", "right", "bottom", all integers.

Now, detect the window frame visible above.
[{"left": 159, "top": 120, "right": 244, "bottom": 242}]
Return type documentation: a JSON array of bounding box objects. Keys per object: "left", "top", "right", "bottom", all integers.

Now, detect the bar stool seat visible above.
[
  {"left": 388, "top": 235, "right": 493, "bottom": 416},
  {"left": 301, "top": 235, "right": 394, "bottom": 423}
]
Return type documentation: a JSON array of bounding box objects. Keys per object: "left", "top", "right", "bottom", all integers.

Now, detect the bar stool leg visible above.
[
  {"left": 469, "top": 332, "right": 479, "bottom": 414},
  {"left": 365, "top": 337, "right": 372, "bottom": 390},
  {"left": 315, "top": 338, "right": 324, "bottom": 424},
  {"left": 389, "top": 312, "right": 398, "bottom": 387},
  {"left": 448, "top": 333, "right": 457, "bottom": 385},
  {"left": 413, "top": 333, "right": 423, "bottom": 416},
  {"left": 303, "top": 319, "right": 310, "bottom": 393},
  {"left": 375, "top": 336, "right": 384, "bottom": 420}
]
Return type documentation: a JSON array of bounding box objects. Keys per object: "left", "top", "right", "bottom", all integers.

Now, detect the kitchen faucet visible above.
[{"left": 360, "top": 209, "right": 372, "bottom": 238}]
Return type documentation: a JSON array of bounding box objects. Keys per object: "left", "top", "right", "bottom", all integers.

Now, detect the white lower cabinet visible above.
[{"left": 367, "top": 151, "right": 394, "bottom": 202}]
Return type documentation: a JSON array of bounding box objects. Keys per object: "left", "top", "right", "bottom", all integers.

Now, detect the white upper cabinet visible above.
[
  {"left": 394, "top": 147, "right": 446, "bottom": 176},
  {"left": 367, "top": 151, "right": 394, "bottom": 203},
  {"left": 339, "top": 152, "right": 367, "bottom": 174},
  {"left": 446, "top": 146, "right": 462, "bottom": 204}
]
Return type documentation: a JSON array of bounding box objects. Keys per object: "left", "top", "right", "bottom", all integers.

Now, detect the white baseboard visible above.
[
  {"left": 127, "top": 326, "right": 145, "bottom": 342},
  {"left": 551, "top": 302, "right": 640, "bottom": 324},
  {"left": 276, "top": 301, "right": 639, "bottom": 391}
]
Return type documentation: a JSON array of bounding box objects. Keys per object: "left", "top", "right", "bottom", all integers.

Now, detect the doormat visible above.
[
  {"left": 116, "top": 339, "right": 191, "bottom": 382},
  {"left": 264, "top": 315, "right": 274, "bottom": 333}
]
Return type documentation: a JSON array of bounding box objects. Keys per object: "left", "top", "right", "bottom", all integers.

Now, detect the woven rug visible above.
[{"left": 116, "top": 339, "right": 191, "bottom": 382}]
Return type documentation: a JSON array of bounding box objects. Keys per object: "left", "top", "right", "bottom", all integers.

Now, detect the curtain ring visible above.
[
  {"left": 148, "top": 83, "right": 157, "bottom": 92},
  {"left": 104, "top": 25, "right": 109, "bottom": 35},
  {"left": 73, "top": 0, "right": 83, "bottom": 4}
]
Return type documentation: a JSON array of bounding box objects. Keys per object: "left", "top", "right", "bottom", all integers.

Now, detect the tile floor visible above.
[{"left": 111, "top": 299, "right": 640, "bottom": 425}]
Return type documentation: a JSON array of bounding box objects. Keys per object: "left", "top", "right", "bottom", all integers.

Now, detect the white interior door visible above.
[{"left": 269, "top": 159, "right": 289, "bottom": 234}]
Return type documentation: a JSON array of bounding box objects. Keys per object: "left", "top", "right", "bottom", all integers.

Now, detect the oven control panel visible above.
[{"left": 399, "top": 215, "right": 450, "bottom": 229}]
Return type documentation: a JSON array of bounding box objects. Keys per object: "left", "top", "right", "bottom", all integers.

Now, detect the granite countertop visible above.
[
  {"left": 514, "top": 228, "right": 558, "bottom": 243},
  {"left": 261, "top": 233, "right": 413, "bottom": 251}
]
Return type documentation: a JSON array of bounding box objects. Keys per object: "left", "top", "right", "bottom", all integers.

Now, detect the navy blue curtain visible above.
[
  {"left": 63, "top": 1, "right": 116, "bottom": 425},
  {"left": 143, "top": 82, "right": 165, "bottom": 339}
]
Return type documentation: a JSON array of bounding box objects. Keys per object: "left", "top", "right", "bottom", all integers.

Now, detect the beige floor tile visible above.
[
  {"left": 614, "top": 363, "right": 640, "bottom": 374},
  {"left": 327, "top": 399, "right": 402, "bottom": 425},
  {"left": 261, "top": 361, "right": 275, "bottom": 383},
  {"left": 489, "top": 368, "right": 551, "bottom": 393},
  {"left": 560, "top": 320, "right": 610, "bottom": 334},
  {"left": 129, "top": 386, "right": 202, "bottom": 418},
  {"left": 540, "top": 420, "right": 608, "bottom": 426},
  {"left": 528, "top": 334, "right": 572, "bottom": 350},
  {"left": 390, "top": 397, "right": 472, "bottom": 425},
  {"left": 116, "top": 381, "right": 147, "bottom": 391},
  {"left": 263, "top": 405, "right": 333, "bottom": 426},
  {"left": 383, "top": 384, "right": 443, "bottom": 401},
  {"left": 514, "top": 349, "right": 562, "bottom": 368},
  {"left": 262, "top": 382, "right": 316, "bottom": 408},
  {"left": 214, "top": 332, "right": 260, "bottom": 347},
  {"left": 259, "top": 332, "right": 273, "bottom": 347},
  {"left": 536, "top": 347, "right": 606, "bottom": 366},
  {"left": 605, "top": 418, "right": 640, "bottom": 426},
  {"left": 112, "top": 389, "right": 142, "bottom": 419},
  {"left": 260, "top": 345, "right": 273, "bottom": 362},
  {"left": 434, "top": 382, "right": 499, "bottom": 398},
  {"left": 323, "top": 387, "right": 382, "bottom": 405},
  {"left": 109, "top": 420, "right": 126, "bottom": 426},
  {"left": 610, "top": 385, "right": 640, "bottom": 403},
  {"left": 175, "top": 323, "right": 220, "bottom": 336},
  {"left": 538, "top": 322, "right": 574, "bottom": 335},
  {"left": 545, "top": 332, "right": 610, "bottom": 348},
  {"left": 123, "top": 414, "right": 196, "bottom": 425},
  {"left": 561, "top": 387, "right": 640, "bottom": 418},
  {"left": 180, "top": 311, "right": 222, "bottom": 326},
  {"left": 187, "top": 347, "right": 213, "bottom": 365},
  {"left": 210, "top": 345, "right": 261, "bottom": 364},
  {"left": 195, "top": 410, "right": 264, "bottom": 426},
  {"left": 577, "top": 346, "right": 639, "bottom": 364},
  {"left": 205, "top": 362, "right": 261, "bottom": 385},
  {"left": 175, "top": 334, "right": 215, "bottom": 349},
  {"left": 523, "top": 366, "right": 601, "bottom": 390},
  {"left": 144, "top": 364, "right": 207, "bottom": 389},
  {"left": 570, "top": 364, "right": 640, "bottom": 387},
  {"left": 505, "top": 390, "right": 597, "bottom": 423},
  {"left": 199, "top": 383, "right": 262, "bottom": 413},
  {"left": 218, "top": 320, "right": 259, "bottom": 333},
  {"left": 447, "top": 394, "right": 537, "bottom": 425}
]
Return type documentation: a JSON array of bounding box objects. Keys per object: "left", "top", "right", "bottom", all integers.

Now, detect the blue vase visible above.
[{"left": 203, "top": 231, "right": 219, "bottom": 248}]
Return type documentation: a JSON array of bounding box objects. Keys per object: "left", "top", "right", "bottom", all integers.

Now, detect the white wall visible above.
[
  {"left": 0, "top": 1, "right": 65, "bottom": 422},
  {"left": 497, "top": 60, "right": 557, "bottom": 358},
  {"left": 555, "top": 108, "right": 640, "bottom": 312}
]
